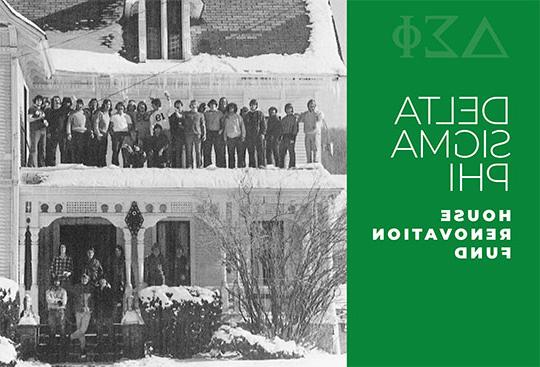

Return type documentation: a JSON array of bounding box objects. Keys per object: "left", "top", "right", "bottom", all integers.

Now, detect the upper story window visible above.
[{"left": 140, "top": 0, "right": 190, "bottom": 61}]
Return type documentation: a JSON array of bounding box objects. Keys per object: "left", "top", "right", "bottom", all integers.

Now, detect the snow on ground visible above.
[
  {"left": 0, "top": 336, "right": 16, "bottom": 364},
  {"left": 18, "top": 353, "right": 346, "bottom": 367},
  {"left": 48, "top": 0, "right": 346, "bottom": 76},
  {"left": 23, "top": 164, "right": 342, "bottom": 190},
  {"left": 0, "top": 277, "right": 19, "bottom": 302}
]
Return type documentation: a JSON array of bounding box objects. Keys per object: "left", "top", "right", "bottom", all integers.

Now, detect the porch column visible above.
[
  {"left": 138, "top": 0, "right": 147, "bottom": 62},
  {"left": 181, "top": 0, "right": 191, "bottom": 59},
  {"left": 123, "top": 228, "right": 133, "bottom": 294},
  {"left": 137, "top": 229, "right": 146, "bottom": 288},
  {"left": 29, "top": 228, "right": 39, "bottom": 313},
  {"left": 160, "top": 0, "right": 168, "bottom": 60},
  {"left": 18, "top": 227, "right": 26, "bottom": 300}
]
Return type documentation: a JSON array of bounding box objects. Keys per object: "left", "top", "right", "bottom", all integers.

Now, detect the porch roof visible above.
[{"left": 21, "top": 164, "right": 343, "bottom": 191}]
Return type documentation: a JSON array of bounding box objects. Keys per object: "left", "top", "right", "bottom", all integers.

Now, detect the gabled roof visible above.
[{"left": 8, "top": 0, "right": 345, "bottom": 76}]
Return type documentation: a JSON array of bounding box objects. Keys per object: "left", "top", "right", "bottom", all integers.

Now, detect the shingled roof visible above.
[{"left": 7, "top": 0, "right": 312, "bottom": 58}]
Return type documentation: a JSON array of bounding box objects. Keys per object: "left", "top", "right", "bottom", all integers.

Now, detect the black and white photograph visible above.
[{"left": 0, "top": 0, "right": 346, "bottom": 365}]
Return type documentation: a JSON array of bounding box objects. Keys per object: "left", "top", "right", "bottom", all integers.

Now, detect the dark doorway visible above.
[
  {"left": 60, "top": 224, "right": 117, "bottom": 284},
  {"left": 157, "top": 221, "right": 190, "bottom": 286}
]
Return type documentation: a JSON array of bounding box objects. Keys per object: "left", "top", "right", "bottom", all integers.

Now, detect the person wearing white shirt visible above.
[{"left": 110, "top": 102, "right": 133, "bottom": 167}]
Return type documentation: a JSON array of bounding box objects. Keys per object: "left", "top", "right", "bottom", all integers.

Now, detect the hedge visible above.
[{"left": 139, "top": 286, "right": 222, "bottom": 358}]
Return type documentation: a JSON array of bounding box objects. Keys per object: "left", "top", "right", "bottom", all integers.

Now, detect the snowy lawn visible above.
[{"left": 18, "top": 353, "right": 345, "bottom": 367}]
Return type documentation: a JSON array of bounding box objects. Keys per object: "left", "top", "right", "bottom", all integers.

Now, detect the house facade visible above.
[{"left": 0, "top": 0, "right": 346, "bottom": 320}]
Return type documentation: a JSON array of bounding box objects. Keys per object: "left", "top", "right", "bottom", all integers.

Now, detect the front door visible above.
[
  {"left": 60, "top": 224, "right": 117, "bottom": 283},
  {"left": 157, "top": 221, "right": 190, "bottom": 286}
]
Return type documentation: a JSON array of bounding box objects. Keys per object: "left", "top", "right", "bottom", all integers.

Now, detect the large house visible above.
[{"left": 0, "top": 0, "right": 346, "bottom": 325}]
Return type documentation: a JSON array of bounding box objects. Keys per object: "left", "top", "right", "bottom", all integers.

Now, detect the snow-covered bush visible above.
[
  {"left": 0, "top": 278, "right": 20, "bottom": 341},
  {"left": 208, "top": 325, "right": 305, "bottom": 360},
  {"left": 139, "top": 286, "right": 222, "bottom": 358},
  {"left": 0, "top": 336, "right": 16, "bottom": 367}
]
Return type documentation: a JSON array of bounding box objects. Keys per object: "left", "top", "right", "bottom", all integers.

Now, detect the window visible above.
[{"left": 143, "top": 0, "right": 185, "bottom": 60}]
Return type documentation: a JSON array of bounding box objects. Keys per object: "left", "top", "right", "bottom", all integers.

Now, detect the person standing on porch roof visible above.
[
  {"left": 93, "top": 99, "right": 112, "bottom": 167},
  {"left": 59, "top": 97, "right": 74, "bottom": 163},
  {"left": 27, "top": 95, "right": 48, "bottom": 167},
  {"left": 85, "top": 98, "right": 100, "bottom": 166},
  {"left": 265, "top": 106, "right": 281, "bottom": 166},
  {"left": 168, "top": 99, "right": 185, "bottom": 168},
  {"left": 298, "top": 99, "right": 324, "bottom": 164},
  {"left": 110, "top": 102, "right": 133, "bottom": 167},
  {"left": 45, "top": 96, "right": 64, "bottom": 167},
  {"left": 67, "top": 99, "right": 88, "bottom": 164},
  {"left": 244, "top": 99, "right": 267, "bottom": 168},
  {"left": 184, "top": 99, "right": 207, "bottom": 169},
  {"left": 49, "top": 244, "right": 73, "bottom": 287},
  {"left": 223, "top": 103, "right": 246, "bottom": 169},
  {"left": 83, "top": 247, "right": 103, "bottom": 286},
  {"left": 203, "top": 99, "right": 225, "bottom": 168},
  {"left": 279, "top": 103, "right": 298, "bottom": 169},
  {"left": 144, "top": 244, "right": 166, "bottom": 286}
]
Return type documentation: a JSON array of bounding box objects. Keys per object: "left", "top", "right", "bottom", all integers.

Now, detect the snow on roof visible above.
[
  {"left": 25, "top": 164, "right": 343, "bottom": 190},
  {"left": 1, "top": 0, "right": 45, "bottom": 37},
  {"left": 0, "top": 277, "right": 19, "bottom": 302},
  {"left": 48, "top": 0, "right": 345, "bottom": 76}
]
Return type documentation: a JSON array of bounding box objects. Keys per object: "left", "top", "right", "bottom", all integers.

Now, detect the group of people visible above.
[
  {"left": 27, "top": 94, "right": 324, "bottom": 169},
  {"left": 46, "top": 244, "right": 124, "bottom": 358},
  {"left": 45, "top": 242, "right": 188, "bottom": 358}
]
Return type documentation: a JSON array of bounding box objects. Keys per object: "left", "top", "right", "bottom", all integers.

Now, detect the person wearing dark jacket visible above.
[
  {"left": 70, "top": 274, "right": 93, "bottom": 357},
  {"left": 279, "top": 103, "right": 299, "bottom": 168},
  {"left": 46, "top": 276, "right": 68, "bottom": 345},
  {"left": 59, "top": 97, "right": 73, "bottom": 163},
  {"left": 265, "top": 107, "right": 281, "bottom": 166},
  {"left": 27, "top": 95, "right": 48, "bottom": 167},
  {"left": 45, "top": 96, "right": 64, "bottom": 166},
  {"left": 147, "top": 124, "right": 169, "bottom": 168},
  {"left": 203, "top": 100, "right": 225, "bottom": 168},
  {"left": 244, "top": 99, "right": 267, "bottom": 168},
  {"left": 110, "top": 246, "right": 126, "bottom": 321},
  {"left": 168, "top": 100, "right": 185, "bottom": 168},
  {"left": 144, "top": 244, "right": 165, "bottom": 286},
  {"left": 94, "top": 278, "right": 115, "bottom": 347},
  {"left": 83, "top": 248, "right": 103, "bottom": 286}
]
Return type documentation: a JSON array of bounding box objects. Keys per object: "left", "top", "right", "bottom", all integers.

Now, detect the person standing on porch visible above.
[
  {"left": 46, "top": 276, "right": 68, "bottom": 345},
  {"left": 70, "top": 274, "right": 93, "bottom": 358},
  {"left": 298, "top": 99, "right": 324, "bottom": 164},
  {"left": 218, "top": 97, "right": 228, "bottom": 114},
  {"left": 49, "top": 244, "right": 73, "bottom": 288},
  {"left": 110, "top": 102, "right": 133, "bottom": 167},
  {"left": 265, "top": 107, "right": 281, "bottom": 166},
  {"left": 66, "top": 99, "right": 88, "bottom": 164},
  {"left": 223, "top": 103, "right": 246, "bottom": 169},
  {"left": 93, "top": 99, "right": 112, "bottom": 167},
  {"left": 94, "top": 278, "right": 115, "bottom": 349},
  {"left": 144, "top": 244, "right": 166, "bottom": 286},
  {"left": 110, "top": 246, "right": 126, "bottom": 321},
  {"left": 279, "top": 103, "right": 298, "bottom": 168},
  {"left": 83, "top": 247, "right": 103, "bottom": 286},
  {"left": 244, "top": 99, "right": 267, "bottom": 168},
  {"left": 203, "top": 99, "right": 225, "bottom": 168},
  {"left": 183, "top": 100, "right": 206, "bottom": 169},
  {"left": 27, "top": 95, "right": 48, "bottom": 167}
]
